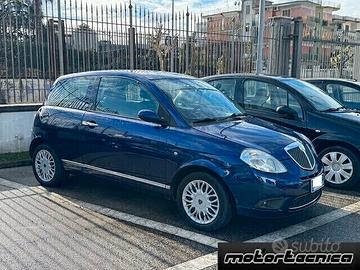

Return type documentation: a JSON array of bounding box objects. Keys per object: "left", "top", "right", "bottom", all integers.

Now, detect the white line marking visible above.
[
  {"left": 322, "top": 190, "right": 360, "bottom": 201},
  {"left": 246, "top": 201, "right": 360, "bottom": 242},
  {"left": 0, "top": 179, "right": 225, "bottom": 248},
  {"left": 165, "top": 198, "right": 360, "bottom": 270},
  {"left": 0, "top": 177, "right": 27, "bottom": 189},
  {"left": 46, "top": 193, "right": 224, "bottom": 248},
  {"left": 1, "top": 177, "right": 360, "bottom": 270},
  {"left": 0, "top": 185, "right": 223, "bottom": 249},
  {"left": 165, "top": 252, "right": 217, "bottom": 270}
]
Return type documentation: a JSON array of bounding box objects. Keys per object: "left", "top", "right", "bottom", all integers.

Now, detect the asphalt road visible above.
[{"left": 0, "top": 165, "right": 360, "bottom": 269}]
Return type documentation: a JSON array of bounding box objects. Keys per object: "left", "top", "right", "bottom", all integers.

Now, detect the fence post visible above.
[
  {"left": 57, "top": 0, "right": 64, "bottom": 75},
  {"left": 256, "top": 0, "right": 265, "bottom": 74},
  {"left": 129, "top": 2, "right": 136, "bottom": 70},
  {"left": 291, "top": 17, "right": 303, "bottom": 78},
  {"left": 185, "top": 9, "right": 190, "bottom": 74},
  {"left": 170, "top": 0, "right": 175, "bottom": 72},
  {"left": 230, "top": 18, "right": 235, "bottom": 73},
  {"left": 353, "top": 30, "right": 360, "bottom": 81},
  {"left": 268, "top": 16, "right": 292, "bottom": 76}
]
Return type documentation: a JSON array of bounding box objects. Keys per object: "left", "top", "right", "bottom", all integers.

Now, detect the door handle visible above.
[{"left": 81, "top": 120, "right": 98, "bottom": 128}]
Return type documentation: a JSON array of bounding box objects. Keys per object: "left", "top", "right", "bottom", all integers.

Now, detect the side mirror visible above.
[
  {"left": 138, "top": 109, "right": 168, "bottom": 126},
  {"left": 276, "top": 106, "right": 298, "bottom": 120}
]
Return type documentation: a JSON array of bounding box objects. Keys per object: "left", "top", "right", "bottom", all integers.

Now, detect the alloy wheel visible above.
[
  {"left": 35, "top": 149, "right": 56, "bottom": 182},
  {"left": 182, "top": 180, "right": 219, "bottom": 224},
  {"left": 321, "top": 151, "right": 353, "bottom": 184}
]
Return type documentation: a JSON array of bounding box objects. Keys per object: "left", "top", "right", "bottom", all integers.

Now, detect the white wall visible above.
[{"left": 0, "top": 111, "right": 37, "bottom": 154}]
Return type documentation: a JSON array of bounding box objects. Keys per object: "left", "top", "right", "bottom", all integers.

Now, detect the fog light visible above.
[{"left": 256, "top": 198, "right": 284, "bottom": 210}]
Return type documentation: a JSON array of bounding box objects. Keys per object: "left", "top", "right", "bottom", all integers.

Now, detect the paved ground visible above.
[{"left": 0, "top": 165, "right": 360, "bottom": 269}]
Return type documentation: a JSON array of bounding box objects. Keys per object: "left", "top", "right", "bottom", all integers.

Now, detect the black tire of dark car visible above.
[
  {"left": 32, "top": 144, "right": 66, "bottom": 187},
  {"left": 319, "top": 146, "right": 360, "bottom": 189},
  {"left": 176, "top": 172, "right": 233, "bottom": 231}
]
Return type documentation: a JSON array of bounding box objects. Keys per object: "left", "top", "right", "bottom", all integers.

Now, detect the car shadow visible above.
[{"left": 42, "top": 173, "right": 342, "bottom": 242}]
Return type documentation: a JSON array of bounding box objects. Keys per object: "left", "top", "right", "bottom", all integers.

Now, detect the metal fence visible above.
[
  {"left": 1, "top": 0, "right": 360, "bottom": 104},
  {"left": 0, "top": 0, "right": 274, "bottom": 104},
  {"left": 300, "top": 24, "right": 360, "bottom": 79}
]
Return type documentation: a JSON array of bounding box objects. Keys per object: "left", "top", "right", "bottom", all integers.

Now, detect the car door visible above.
[
  {"left": 77, "top": 76, "right": 172, "bottom": 186},
  {"left": 238, "top": 78, "right": 309, "bottom": 135},
  {"left": 325, "top": 82, "right": 360, "bottom": 110},
  {"left": 43, "top": 75, "right": 98, "bottom": 161}
]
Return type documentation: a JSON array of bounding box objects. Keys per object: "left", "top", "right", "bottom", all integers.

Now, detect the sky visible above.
[{"left": 79, "top": 0, "right": 358, "bottom": 18}]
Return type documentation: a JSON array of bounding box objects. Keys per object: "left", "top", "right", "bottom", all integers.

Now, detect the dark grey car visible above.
[{"left": 305, "top": 78, "right": 360, "bottom": 110}]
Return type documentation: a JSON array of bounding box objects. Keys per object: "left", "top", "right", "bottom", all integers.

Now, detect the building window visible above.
[
  {"left": 246, "top": 5, "right": 250, "bottom": 15},
  {"left": 345, "top": 25, "right": 350, "bottom": 32},
  {"left": 282, "top": 9, "right": 290, "bottom": 17}
]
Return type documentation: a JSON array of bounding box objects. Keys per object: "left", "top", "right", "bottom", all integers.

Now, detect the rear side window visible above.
[
  {"left": 207, "top": 79, "right": 237, "bottom": 100},
  {"left": 46, "top": 76, "right": 97, "bottom": 110},
  {"left": 95, "top": 77, "right": 159, "bottom": 119}
]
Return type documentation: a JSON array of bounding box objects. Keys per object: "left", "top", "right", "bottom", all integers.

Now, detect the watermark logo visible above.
[
  {"left": 272, "top": 239, "right": 288, "bottom": 253},
  {"left": 219, "top": 241, "right": 358, "bottom": 269},
  {"left": 271, "top": 238, "right": 341, "bottom": 253}
]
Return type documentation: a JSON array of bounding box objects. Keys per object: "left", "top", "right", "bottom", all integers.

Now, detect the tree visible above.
[
  {"left": 148, "top": 25, "right": 177, "bottom": 71},
  {"left": 330, "top": 45, "right": 353, "bottom": 77}
]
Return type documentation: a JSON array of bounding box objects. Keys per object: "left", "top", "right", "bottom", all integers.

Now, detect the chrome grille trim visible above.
[{"left": 285, "top": 141, "right": 316, "bottom": 170}]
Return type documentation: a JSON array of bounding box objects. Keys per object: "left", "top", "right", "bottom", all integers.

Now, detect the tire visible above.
[
  {"left": 176, "top": 172, "right": 233, "bottom": 231},
  {"left": 32, "top": 144, "right": 66, "bottom": 187},
  {"left": 319, "top": 146, "right": 360, "bottom": 189}
]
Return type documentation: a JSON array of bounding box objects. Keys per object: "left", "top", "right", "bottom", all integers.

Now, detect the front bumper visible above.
[{"left": 223, "top": 161, "right": 324, "bottom": 217}]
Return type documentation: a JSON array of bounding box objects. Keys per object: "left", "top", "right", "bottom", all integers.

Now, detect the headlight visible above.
[
  {"left": 240, "top": 149, "right": 287, "bottom": 173},
  {"left": 294, "top": 132, "right": 317, "bottom": 154}
]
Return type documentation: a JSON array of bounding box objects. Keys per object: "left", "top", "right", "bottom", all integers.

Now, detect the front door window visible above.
[{"left": 243, "top": 80, "right": 303, "bottom": 119}]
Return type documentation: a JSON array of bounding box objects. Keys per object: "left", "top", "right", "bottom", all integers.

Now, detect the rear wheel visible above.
[
  {"left": 319, "top": 146, "right": 360, "bottom": 189},
  {"left": 176, "top": 172, "right": 233, "bottom": 231},
  {"left": 32, "top": 144, "right": 66, "bottom": 187}
]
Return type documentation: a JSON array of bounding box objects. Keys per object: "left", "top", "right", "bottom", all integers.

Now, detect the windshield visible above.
[
  {"left": 153, "top": 78, "right": 244, "bottom": 124},
  {"left": 282, "top": 79, "right": 343, "bottom": 111}
]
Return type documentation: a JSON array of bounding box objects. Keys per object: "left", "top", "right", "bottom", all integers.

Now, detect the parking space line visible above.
[
  {"left": 0, "top": 177, "right": 27, "bottom": 190},
  {"left": 246, "top": 200, "right": 360, "bottom": 242},
  {"left": 322, "top": 190, "right": 360, "bottom": 201},
  {"left": 166, "top": 199, "right": 360, "bottom": 270},
  {"left": 165, "top": 252, "right": 217, "bottom": 270},
  {"left": 41, "top": 191, "right": 224, "bottom": 248},
  {"left": 1, "top": 177, "right": 360, "bottom": 270}
]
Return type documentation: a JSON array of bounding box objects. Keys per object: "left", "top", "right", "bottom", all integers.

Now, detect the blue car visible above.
[{"left": 30, "top": 70, "right": 324, "bottom": 231}]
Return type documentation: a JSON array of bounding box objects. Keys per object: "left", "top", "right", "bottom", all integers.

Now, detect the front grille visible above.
[
  {"left": 288, "top": 190, "right": 321, "bottom": 210},
  {"left": 285, "top": 142, "right": 315, "bottom": 170}
]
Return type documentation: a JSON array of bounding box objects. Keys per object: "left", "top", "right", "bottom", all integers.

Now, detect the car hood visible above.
[
  {"left": 324, "top": 111, "right": 360, "bottom": 125},
  {"left": 193, "top": 116, "right": 299, "bottom": 160}
]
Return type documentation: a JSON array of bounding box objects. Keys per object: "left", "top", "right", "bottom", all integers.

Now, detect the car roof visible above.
[
  {"left": 56, "top": 70, "right": 195, "bottom": 82},
  {"left": 202, "top": 73, "right": 293, "bottom": 82},
  {"left": 304, "top": 78, "right": 358, "bottom": 83}
]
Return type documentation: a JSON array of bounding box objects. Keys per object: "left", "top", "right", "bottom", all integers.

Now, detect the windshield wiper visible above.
[
  {"left": 192, "top": 113, "right": 245, "bottom": 124},
  {"left": 192, "top": 117, "right": 220, "bottom": 124},
  {"left": 220, "top": 112, "right": 246, "bottom": 121},
  {"left": 321, "top": 106, "right": 345, "bottom": 112}
]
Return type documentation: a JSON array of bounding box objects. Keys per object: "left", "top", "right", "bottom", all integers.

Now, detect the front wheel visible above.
[
  {"left": 176, "top": 172, "right": 233, "bottom": 231},
  {"left": 32, "top": 144, "right": 66, "bottom": 187},
  {"left": 319, "top": 146, "right": 360, "bottom": 189}
]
